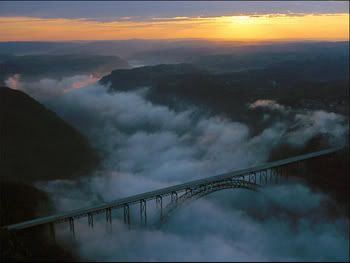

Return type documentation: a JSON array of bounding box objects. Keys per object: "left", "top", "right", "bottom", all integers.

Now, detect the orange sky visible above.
[{"left": 0, "top": 13, "right": 348, "bottom": 41}]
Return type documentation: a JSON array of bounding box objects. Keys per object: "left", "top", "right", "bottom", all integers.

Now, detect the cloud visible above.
[
  {"left": 5, "top": 74, "right": 99, "bottom": 101},
  {"left": 10, "top": 76, "right": 348, "bottom": 261},
  {"left": 248, "top": 99, "right": 348, "bottom": 148},
  {"left": 286, "top": 110, "right": 348, "bottom": 147},
  {"left": 48, "top": 184, "right": 349, "bottom": 262},
  {"left": 4, "top": 74, "right": 21, "bottom": 90},
  {"left": 248, "top": 99, "right": 288, "bottom": 112}
]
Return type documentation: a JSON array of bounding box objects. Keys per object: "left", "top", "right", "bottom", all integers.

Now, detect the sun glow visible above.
[
  {"left": 0, "top": 13, "right": 348, "bottom": 41},
  {"left": 234, "top": 16, "right": 251, "bottom": 24}
]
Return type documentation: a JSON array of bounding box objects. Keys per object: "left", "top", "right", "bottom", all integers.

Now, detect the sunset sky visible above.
[{"left": 0, "top": 1, "right": 348, "bottom": 42}]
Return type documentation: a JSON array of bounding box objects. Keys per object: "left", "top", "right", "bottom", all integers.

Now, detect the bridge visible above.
[{"left": 3, "top": 146, "right": 344, "bottom": 240}]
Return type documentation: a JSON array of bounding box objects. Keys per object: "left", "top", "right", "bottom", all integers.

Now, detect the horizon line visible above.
[{"left": 0, "top": 38, "right": 349, "bottom": 43}]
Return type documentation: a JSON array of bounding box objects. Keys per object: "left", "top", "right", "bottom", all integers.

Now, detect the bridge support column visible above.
[
  {"left": 248, "top": 173, "right": 254, "bottom": 183},
  {"left": 124, "top": 204, "right": 130, "bottom": 227},
  {"left": 106, "top": 208, "right": 112, "bottom": 224},
  {"left": 69, "top": 217, "right": 75, "bottom": 239},
  {"left": 156, "top": 195, "right": 163, "bottom": 220},
  {"left": 278, "top": 167, "right": 282, "bottom": 182},
  {"left": 88, "top": 213, "right": 94, "bottom": 228},
  {"left": 273, "top": 167, "right": 278, "bottom": 184},
  {"left": 171, "top": 191, "right": 178, "bottom": 204},
  {"left": 278, "top": 167, "right": 282, "bottom": 183},
  {"left": 105, "top": 208, "right": 113, "bottom": 234},
  {"left": 140, "top": 200, "right": 147, "bottom": 226},
  {"left": 261, "top": 170, "right": 267, "bottom": 185}
]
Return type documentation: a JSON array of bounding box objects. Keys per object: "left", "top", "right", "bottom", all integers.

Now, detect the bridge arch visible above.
[{"left": 159, "top": 179, "right": 260, "bottom": 224}]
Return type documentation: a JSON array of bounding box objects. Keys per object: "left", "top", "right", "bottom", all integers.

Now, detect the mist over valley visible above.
[{"left": 0, "top": 38, "right": 349, "bottom": 261}]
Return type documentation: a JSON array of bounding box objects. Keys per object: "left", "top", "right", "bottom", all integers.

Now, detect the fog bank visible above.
[{"left": 7, "top": 75, "right": 349, "bottom": 261}]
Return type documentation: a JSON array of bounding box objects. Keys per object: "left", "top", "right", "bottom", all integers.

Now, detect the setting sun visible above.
[{"left": 233, "top": 15, "right": 251, "bottom": 24}]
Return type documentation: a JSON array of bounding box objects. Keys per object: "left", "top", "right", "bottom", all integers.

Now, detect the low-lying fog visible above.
[{"left": 6, "top": 74, "right": 349, "bottom": 261}]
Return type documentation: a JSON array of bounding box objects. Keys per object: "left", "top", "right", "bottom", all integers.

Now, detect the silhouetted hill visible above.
[
  {"left": 193, "top": 41, "right": 349, "bottom": 73},
  {"left": 99, "top": 63, "right": 201, "bottom": 91},
  {"left": 149, "top": 71, "right": 348, "bottom": 117},
  {"left": 0, "top": 181, "right": 78, "bottom": 261},
  {"left": 0, "top": 41, "right": 79, "bottom": 56},
  {"left": 101, "top": 57, "right": 349, "bottom": 118},
  {"left": 0, "top": 87, "right": 95, "bottom": 260},
  {"left": 0, "top": 54, "right": 129, "bottom": 84},
  {"left": 0, "top": 86, "right": 98, "bottom": 182}
]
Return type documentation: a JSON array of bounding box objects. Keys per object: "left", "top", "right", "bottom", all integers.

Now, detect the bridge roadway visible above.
[{"left": 3, "top": 146, "right": 343, "bottom": 231}]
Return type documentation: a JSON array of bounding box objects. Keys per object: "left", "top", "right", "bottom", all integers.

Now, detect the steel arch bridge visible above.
[
  {"left": 159, "top": 179, "right": 259, "bottom": 225},
  {"left": 2, "top": 146, "right": 345, "bottom": 241}
]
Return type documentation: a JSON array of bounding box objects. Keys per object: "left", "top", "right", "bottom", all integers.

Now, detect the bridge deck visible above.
[{"left": 3, "top": 147, "right": 342, "bottom": 231}]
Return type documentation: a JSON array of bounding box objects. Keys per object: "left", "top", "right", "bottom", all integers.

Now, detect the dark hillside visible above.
[
  {"left": 0, "top": 87, "right": 98, "bottom": 260},
  {"left": 0, "top": 86, "right": 98, "bottom": 182},
  {"left": 0, "top": 54, "right": 129, "bottom": 84},
  {"left": 99, "top": 63, "right": 201, "bottom": 91},
  {"left": 0, "top": 182, "right": 77, "bottom": 261}
]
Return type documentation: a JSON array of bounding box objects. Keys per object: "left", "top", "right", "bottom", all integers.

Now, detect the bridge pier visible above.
[
  {"left": 104, "top": 208, "right": 113, "bottom": 234},
  {"left": 156, "top": 195, "right": 163, "bottom": 220},
  {"left": 124, "top": 204, "right": 131, "bottom": 227},
  {"left": 140, "top": 199, "right": 147, "bottom": 226},
  {"left": 258, "top": 171, "right": 261, "bottom": 185},
  {"left": 69, "top": 217, "right": 75, "bottom": 239},
  {"left": 171, "top": 191, "right": 178, "bottom": 204},
  {"left": 276, "top": 167, "right": 280, "bottom": 184},
  {"left": 271, "top": 168, "right": 276, "bottom": 184},
  {"left": 266, "top": 169, "right": 270, "bottom": 184},
  {"left": 260, "top": 170, "right": 267, "bottom": 185},
  {"left": 88, "top": 213, "right": 94, "bottom": 228},
  {"left": 106, "top": 208, "right": 112, "bottom": 224}
]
